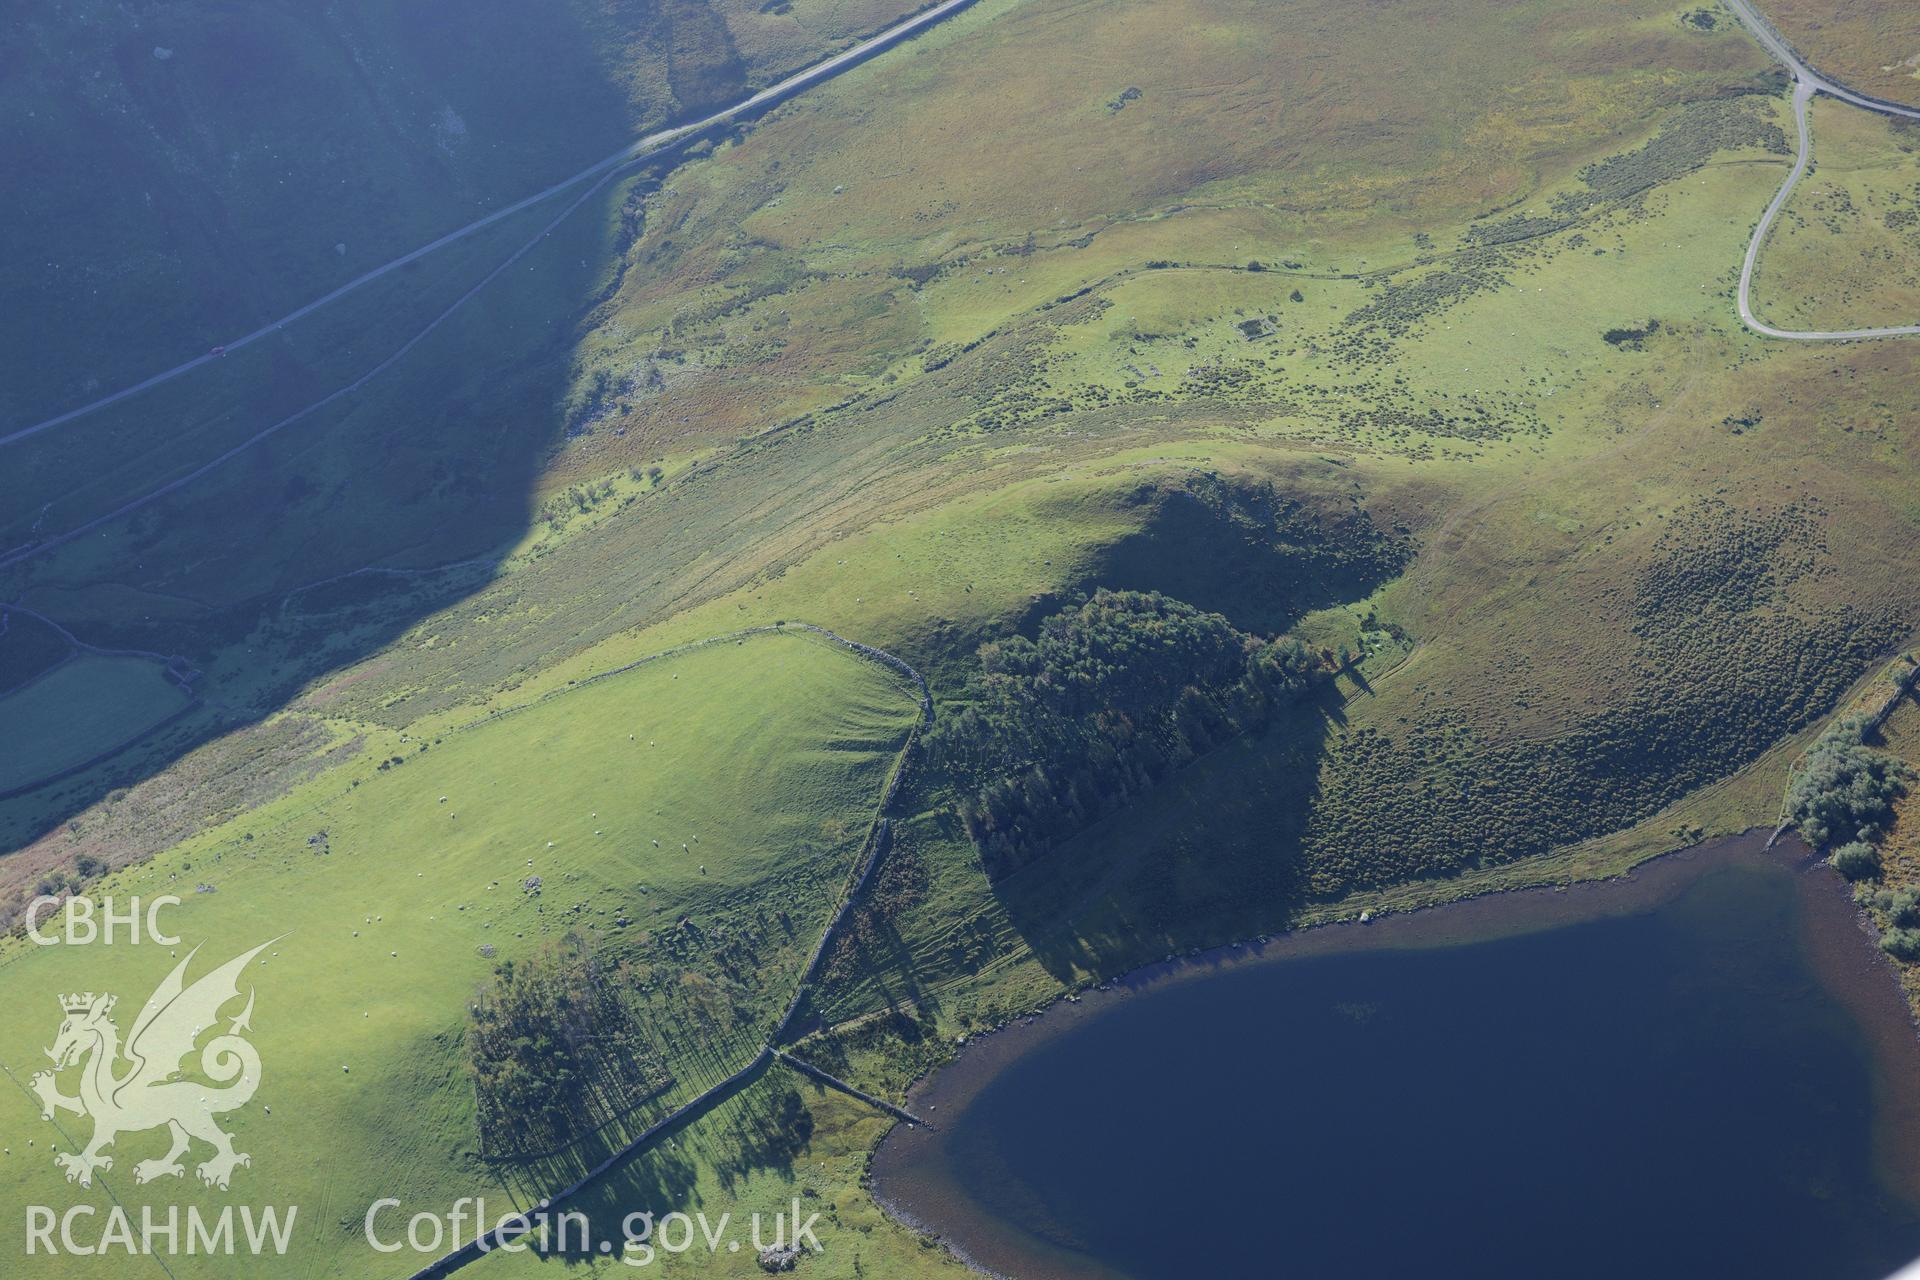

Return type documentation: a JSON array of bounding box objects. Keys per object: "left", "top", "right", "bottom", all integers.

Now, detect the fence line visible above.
[{"left": 404, "top": 623, "right": 932, "bottom": 1279}]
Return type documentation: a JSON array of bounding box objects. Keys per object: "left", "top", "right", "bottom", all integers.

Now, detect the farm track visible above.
[{"left": 1726, "top": 0, "right": 1920, "bottom": 341}]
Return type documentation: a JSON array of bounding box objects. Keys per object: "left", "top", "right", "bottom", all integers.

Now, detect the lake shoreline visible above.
[{"left": 870, "top": 827, "right": 1920, "bottom": 1278}]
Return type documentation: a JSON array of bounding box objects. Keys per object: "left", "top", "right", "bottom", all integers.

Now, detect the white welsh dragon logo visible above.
[{"left": 29, "top": 940, "right": 276, "bottom": 1191}]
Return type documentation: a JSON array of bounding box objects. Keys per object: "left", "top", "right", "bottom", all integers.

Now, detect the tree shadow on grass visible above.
[
  {"left": 808, "top": 685, "right": 1346, "bottom": 1034},
  {"left": 506, "top": 1073, "right": 817, "bottom": 1265}
]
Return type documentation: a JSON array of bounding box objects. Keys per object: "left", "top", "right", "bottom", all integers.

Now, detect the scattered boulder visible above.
[{"left": 757, "top": 1245, "right": 800, "bottom": 1273}]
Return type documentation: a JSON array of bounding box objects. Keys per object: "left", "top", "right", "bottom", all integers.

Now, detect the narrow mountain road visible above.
[
  {"left": 1724, "top": 0, "right": 1920, "bottom": 341},
  {"left": 0, "top": 0, "right": 979, "bottom": 448}
]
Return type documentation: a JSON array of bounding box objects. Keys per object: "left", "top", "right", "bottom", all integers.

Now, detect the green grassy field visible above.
[
  {"left": 0, "top": 657, "right": 191, "bottom": 796},
  {"left": 0, "top": 631, "right": 921, "bottom": 1278}
]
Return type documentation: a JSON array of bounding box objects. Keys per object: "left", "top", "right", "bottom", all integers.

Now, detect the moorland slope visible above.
[{"left": 4, "top": 1, "right": 1920, "bottom": 1276}]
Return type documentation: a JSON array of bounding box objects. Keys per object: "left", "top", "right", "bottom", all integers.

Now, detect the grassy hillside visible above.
[
  {"left": 1750, "top": 97, "right": 1920, "bottom": 330},
  {"left": 0, "top": 630, "right": 922, "bottom": 1278},
  {"left": 0, "top": 0, "right": 1799, "bottom": 846},
  {"left": 3, "top": 0, "right": 1920, "bottom": 1274},
  {"left": 11, "top": 0, "right": 1918, "bottom": 974}
]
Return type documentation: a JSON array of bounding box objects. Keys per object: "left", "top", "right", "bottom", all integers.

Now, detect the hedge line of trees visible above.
[
  {"left": 467, "top": 934, "right": 669, "bottom": 1157},
  {"left": 927, "top": 590, "right": 1328, "bottom": 877}
]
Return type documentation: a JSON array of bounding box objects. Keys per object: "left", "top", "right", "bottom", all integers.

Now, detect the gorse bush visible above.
[
  {"left": 928, "top": 589, "right": 1327, "bottom": 877},
  {"left": 1882, "top": 929, "right": 1920, "bottom": 963},
  {"left": 1875, "top": 888, "right": 1920, "bottom": 930},
  {"left": 1787, "top": 717, "right": 1913, "bottom": 852},
  {"left": 1830, "top": 840, "right": 1881, "bottom": 882}
]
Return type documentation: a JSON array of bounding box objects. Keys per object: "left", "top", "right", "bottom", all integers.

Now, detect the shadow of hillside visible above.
[
  {"left": 0, "top": 0, "right": 757, "bottom": 426},
  {"left": 1073, "top": 471, "right": 1412, "bottom": 638},
  {"left": 0, "top": 162, "right": 646, "bottom": 872},
  {"left": 0, "top": 4, "right": 721, "bottom": 871},
  {"left": 0, "top": 0, "right": 961, "bottom": 878}
]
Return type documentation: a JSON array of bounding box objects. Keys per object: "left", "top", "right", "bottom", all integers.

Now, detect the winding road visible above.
[
  {"left": 1723, "top": 0, "right": 1920, "bottom": 340},
  {"left": 0, "top": 0, "right": 979, "bottom": 450}
]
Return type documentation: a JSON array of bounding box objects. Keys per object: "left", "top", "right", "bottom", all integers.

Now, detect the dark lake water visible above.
[{"left": 874, "top": 839, "right": 1920, "bottom": 1279}]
